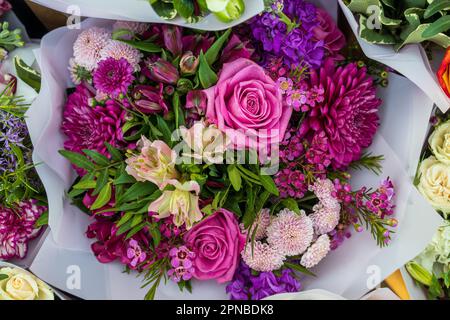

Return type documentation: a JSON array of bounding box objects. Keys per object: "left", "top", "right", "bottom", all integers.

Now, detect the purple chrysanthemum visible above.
[
  {"left": 61, "top": 84, "right": 128, "bottom": 171},
  {"left": 300, "top": 59, "right": 381, "bottom": 170},
  {"left": 93, "top": 57, "right": 135, "bottom": 98}
]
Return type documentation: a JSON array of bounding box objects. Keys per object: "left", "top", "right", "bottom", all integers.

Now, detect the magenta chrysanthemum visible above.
[
  {"left": 266, "top": 209, "right": 314, "bottom": 256},
  {"left": 248, "top": 208, "right": 271, "bottom": 240},
  {"left": 302, "top": 59, "right": 381, "bottom": 170},
  {"left": 99, "top": 40, "right": 143, "bottom": 71},
  {"left": 73, "top": 27, "right": 110, "bottom": 71},
  {"left": 300, "top": 234, "right": 331, "bottom": 268},
  {"left": 61, "top": 84, "right": 128, "bottom": 163},
  {"left": 241, "top": 241, "right": 285, "bottom": 272},
  {"left": 0, "top": 200, "right": 46, "bottom": 260},
  {"left": 93, "top": 57, "right": 135, "bottom": 97}
]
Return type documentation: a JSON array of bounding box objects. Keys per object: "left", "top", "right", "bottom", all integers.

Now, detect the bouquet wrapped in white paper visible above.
[
  {"left": 338, "top": 0, "right": 450, "bottom": 113},
  {"left": 30, "top": 0, "right": 265, "bottom": 31},
  {"left": 26, "top": 0, "right": 443, "bottom": 300}
]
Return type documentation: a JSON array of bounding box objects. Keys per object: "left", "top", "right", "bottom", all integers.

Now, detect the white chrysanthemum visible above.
[
  {"left": 113, "top": 21, "right": 150, "bottom": 39},
  {"left": 300, "top": 234, "right": 331, "bottom": 268},
  {"left": 266, "top": 208, "right": 313, "bottom": 256},
  {"left": 309, "top": 178, "right": 337, "bottom": 207},
  {"left": 73, "top": 27, "right": 111, "bottom": 71},
  {"left": 310, "top": 202, "right": 341, "bottom": 235},
  {"left": 248, "top": 208, "right": 271, "bottom": 240},
  {"left": 99, "top": 40, "right": 143, "bottom": 71},
  {"left": 241, "top": 241, "right": 285, "bottom": 272}
]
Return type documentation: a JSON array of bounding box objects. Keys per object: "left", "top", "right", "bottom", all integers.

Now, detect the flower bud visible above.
[
  {"left": 179, "top": 51, "right": 199, "bottom": 75},
  {"left": 144, "top": 57, "right": 180, "bottom": 85},
  {"left": 132, "top": 84, "right": 168, "bottom": 114},
  {"left": 177, "top": 78, "right": 194, "bottom": 94},
  {"left": 406, "top": 261, "right": 433, "bottom": 287},
  {"left": 162, "top": 25, "right": 182, "bottom": 57}
]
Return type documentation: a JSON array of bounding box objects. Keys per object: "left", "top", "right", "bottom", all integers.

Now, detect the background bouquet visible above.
[
  {"left": 411, "top": 109, "right": 450, "bottom": 300},
  {"left": 0, "top": 1, "right": 47, "bottom": 263}
]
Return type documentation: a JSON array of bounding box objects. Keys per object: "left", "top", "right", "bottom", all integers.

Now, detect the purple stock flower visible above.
[
  {"left": 226, "top": 262, "right": 301, "bottom": 300},
  {"left": 93, "top": 57, "right": 135, "bottom": 98}
]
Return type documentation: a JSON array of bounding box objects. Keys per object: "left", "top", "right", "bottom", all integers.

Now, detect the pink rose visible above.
[
  {"left": 204, "top": 58, "right": 292, "bottom": 150},
  {"left": 313, "top": 8, "right": 346, "bottom": 60},
  {"left": 184, "top": 208, "right": 246, "bottom": 283}
]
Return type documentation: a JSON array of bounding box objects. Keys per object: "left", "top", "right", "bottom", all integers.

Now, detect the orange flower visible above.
[{"left": 437, "top": 47, "right": 450, "bottom": 98}]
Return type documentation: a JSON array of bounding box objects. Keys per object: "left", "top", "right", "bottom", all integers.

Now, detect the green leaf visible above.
[
  {"left": 59, "top": 150, "right": 95, "bottom": 172},
  {"left": 0, "top": 274, "right": 9, "bottom": 281},
  {"left": 156, "top": 115, "right": 173, "bottom": 146},
  {"left": 242, "top": 186, "right": 256, "bottom": 228},
  {"left": 284, "top": 262, "right": 316, "bottom": 277},
  {"left": 93, "top": 169, "right": 109, "bottom": 196},
  {"left": 35, "top": 211, "right": 48, "bottom": 228},
  {"left": 227, "top": 165, "right": 242, "bottom": 191},
  {"left": 422, "top": 15, "right": 450, "bottom": 38},
  {"left": 281, "top": 198, "right": 301, "bottom": 214},
  {"left": 82, "top": 149, "right": 109, "bottom": 166},
  {"left": 259, "top": 174, "right": 279, "bottom": 196},
  {"left": 73, "top": 179, "right": 97, "bottom": 190},
  {"left": 198, "top": 51, "right": 218, "bottom": 89},
  {"left": 173, "top": 0, "right": 194, "bottom": 19},
  {"left": 149, "top": 225, "right": 161, "bottom": 247},
  {"left": 116, "top": 212, "right": 134, "bottom": 227},
  {"left": 424, "top": 0, "right": 450, "bottom": 19},
  {"left": 118, "top": 181, "right": 157, "bottom": 204},
  {"left": 114, "top": 172, "right": 136, "bottom": 185},
  {"left": 205, "top": 28, "right": 232, "bottom": 66},
  {"left": 173, "top": 92, "right": 185, "bottom": 128},
  {"left": 105, "top": 142, "right": 123, "bottom": 161},
  {"left": 118, "top": 39, "right": 161, "bottom": 53},
  {"left": 14, "top": 56, "right": 41, "bottom": 92},
  {"left": 151, "top": 1, "right": 177, "bottom": 20},
  {"left": 126, "top": 221, "right": 146, "bottom": 240},
  {"left": 112, "top": 28, "right": 134, "bottom": 40},
  {"left": 358, "top": 16, "right": 397, "bottom": 45},
  {"left": 90, "top": 183, "right": 112, "bottom": 210}
]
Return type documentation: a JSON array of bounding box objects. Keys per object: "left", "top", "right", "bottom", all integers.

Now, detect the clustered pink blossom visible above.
[
  {"left": 0, "top": 200, "right": 46, "bottom": 260},
  {"left": 300, "top": 234, "right": 331, "bottom": 268},
  {"left": 73, "top": 27, "right": 111, "bottom": 71},
  {"left": 167, "top": 246, "right": 196, "bottom": 282},
  {"left": 241, "top": 241, "right": 285, "bottom": 272},
  {"left": 274, "top": 166, "right": 308, "bottom": 199},
  {"left": 99, "top": 41, "right": 143, "bottom": 71}
]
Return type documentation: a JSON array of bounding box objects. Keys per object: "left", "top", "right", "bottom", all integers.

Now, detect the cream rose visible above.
[
  {"left": 429, "top": 121, "right": 450, "bottom": 165},
  {"left": 417, "top": 156, "right": 450, "bottom": 214},
  {"left": 0, "top": 267, "right": 54, "bottom": 300}
]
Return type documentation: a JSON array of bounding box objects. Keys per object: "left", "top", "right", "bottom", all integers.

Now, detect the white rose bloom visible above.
[
  {"left": 417, "top": 156, "right": 450, "bottom": 215},
  {"left": 0, "top": 267, "right": 54, "bottom": 300},
  {"left": 429, "top": 121, "right": 450, "bottom": 165}
]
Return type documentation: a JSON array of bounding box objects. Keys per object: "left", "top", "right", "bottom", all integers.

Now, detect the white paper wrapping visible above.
[
  {"left": 27, "top": 3, "right": 443, "bottom": 299},
  {"left": 338, "top": 0, "right": 450, "bottom": 113},
  {"left": 30, "top": 0, "right": 265, "bottom": 31}
]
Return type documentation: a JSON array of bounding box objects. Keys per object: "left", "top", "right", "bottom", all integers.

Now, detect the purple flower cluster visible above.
[
  {"left": 0, "top": 110, "right": 30, "bottom": 173},
  {"left": 0, "top": 200, "right": 46, "bottom": 259},
  {"left": 275, "top": 166, "right": 308, "bottom": 199},
  {"left": 250, "top": 0, "right": 324, "bottom": 69},
  {"left": 226, "top": 262, "right": 301, "bottom": 300},
  {"left": 168, "top": 246, "right": 196, "bottom": 282}
]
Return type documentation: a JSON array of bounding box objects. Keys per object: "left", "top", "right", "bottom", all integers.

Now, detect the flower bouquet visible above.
[
  {"left": 30, "top": 0, "right": 264, "bottom": 31},
  {"left": 0, "top": 2, "right": 48, "bottom": 264},
  {"left": 27, "top": 0, "right": 443, "bottom": 300},
  {"left": 339, "top": 0, "right": 450, "bottom": 113},
  {"left": 410, "top": 110, "right": 450, "bottom": 300}
]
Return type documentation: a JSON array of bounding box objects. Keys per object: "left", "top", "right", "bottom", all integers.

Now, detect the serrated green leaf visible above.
[{"left": 90, "top": 183, "right": 112, "bottom": 210}]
